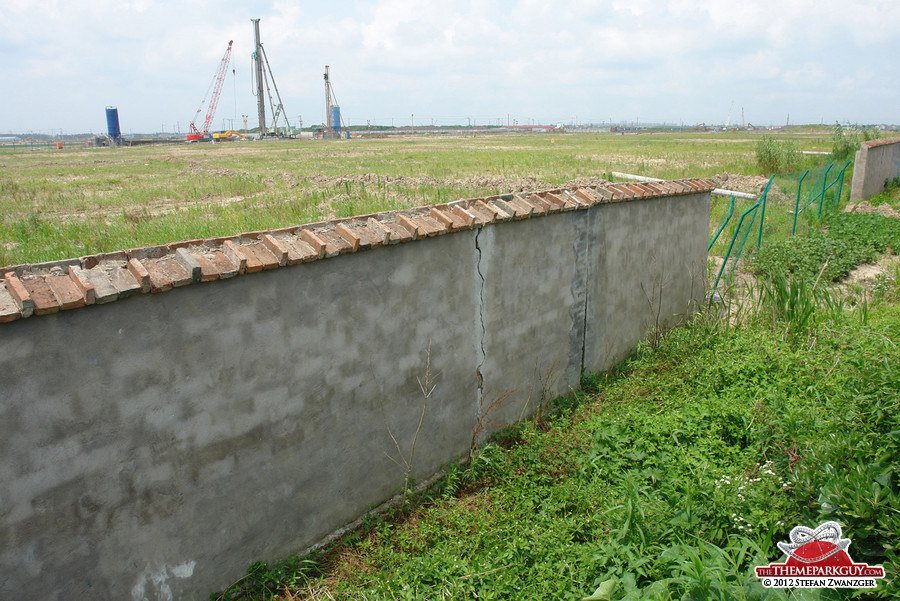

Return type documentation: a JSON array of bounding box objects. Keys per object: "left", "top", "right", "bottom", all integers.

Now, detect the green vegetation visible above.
[
  {"left": 831, "top": 122, "right": 881, "bottom": 161},
  {"left": 755, "top": 136, "right": 800, "bottom": 174},
  {"left": 211, "top": 212, "right": 899, "bottom": 600},
  {"left": 1, "top": 130, "right": 840, "bottom": 266},
  {"left": 752, "top": 213, "right": 900, "bottom": 284}
]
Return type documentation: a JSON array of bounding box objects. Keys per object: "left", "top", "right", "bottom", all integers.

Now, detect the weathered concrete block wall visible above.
[
  {"left": 0, "top": 181, "right": 711, "bottom": 601},
  {"left": 850, "top": 136, "right": 900, "bottom": 202}
]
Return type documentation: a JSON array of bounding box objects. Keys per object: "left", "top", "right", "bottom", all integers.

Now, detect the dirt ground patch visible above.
[
  {"left": 843, "top": 200, "right": 900, "bottom": 219},
  {"left": 710, "top": 173, "right": 769, "bottom": 195},
  {"left": 838, "top": 253, "right": 900, "bottom": 292},
  {"left": 297, "top": 172, "right": 556, "bottom": 193}
]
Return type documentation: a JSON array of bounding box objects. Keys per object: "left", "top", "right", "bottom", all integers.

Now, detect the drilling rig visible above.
[
  {"left": 187, "top": 40, "right": 234, "bottom": 141},
  {"left": 251, "top": 18, "right": 293, "bottom": 137}
]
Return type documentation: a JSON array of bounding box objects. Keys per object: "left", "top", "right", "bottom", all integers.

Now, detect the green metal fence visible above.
[{"left": 710, "top": 161, "right": 852, "bottom": 293}]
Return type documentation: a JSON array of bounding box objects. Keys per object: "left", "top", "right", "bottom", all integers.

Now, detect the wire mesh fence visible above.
[{"left": 709, "top": 161, "right": 852, "bottom": 293}]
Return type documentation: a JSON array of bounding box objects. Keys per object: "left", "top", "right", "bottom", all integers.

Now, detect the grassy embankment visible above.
[{"left": 1, "top": 130, "right": 835, "bottom": 267}]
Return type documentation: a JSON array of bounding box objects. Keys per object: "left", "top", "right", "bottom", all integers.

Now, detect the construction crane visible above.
[
  {"left": 187, "top": 40, "right": 234, "bottom": 141},
  {"left": 723, "top": 100, "right": 734, "bottom": 131}
]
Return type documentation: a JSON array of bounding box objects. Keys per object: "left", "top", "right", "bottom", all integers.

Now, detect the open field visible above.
[{"left": 0, "top": 130, "right": 841, "bottom": 267}]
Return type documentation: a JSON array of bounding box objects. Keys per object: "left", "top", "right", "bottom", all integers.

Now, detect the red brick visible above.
[
  {"left": 382, "top": 220, "right": 416, "bottom": 243},
  {"left": 397, "top": 214, "right": 421, "bottom": 239},
  {"left": 366, "top": 218, "right": 392, "bottom": 245},
  {"left": 223, "top": 240, "right": 248, "bottom": 273},
  {"left": 318, "top": 231, "right": 353, "bottom": 256},
  {"left": 512, "top": 195, "right": 541, "bottom": 216},
  {"left": 280, "top": 238, "right": 319, "bottom": 264},
  {"left": 451, "top": 205, "right": 478, "bottom": 226},
  {"left": 238, "top": 243, "right": 279, "bottom": 271},
  {"left": 540, "top": 193, "right": 566, "bottom": 210},
  {"left": 300, "top": 229, "right": 327, "bottom": 258},
  {"left": 191, "top": 252, "right": 221, "bottom": 282},
  {"left": 144, "top": 257, "right": 191, "bottom": 293},
  {"left": 68, "top": 265, "right": 95, "bottom": 305},
  {"left": 348, "top": 224, "right": 381, "bottom": 249},
  {"left": 263, "top": 234, "right": 289, "bottom": 266},
  {"left": 608, "top": 185, "right": 630, "bottom": 200},
  {"left": 470, "top": 201, "right": 498, "bottom": 223},
  {"left": 335, "top": 224, "right": 361, "bottom": 252},
  {"left": 622, "top": 183, "right": 645, "bottom": 198},
  {"left": 526, "top": 194, "right": 554, "bottom": 213},
  {"left": 640, "top": 182, "right": 664, "bottom": 195},
  {"left": 46, "top": 274, "right": 86, "bottom": 310},
  {"left": 418, "top": 215, "right": 447, "bottom": 235},
  {"left": 485, "top": 200, "right": 514, "bottom": 221},
  {"left": 206, "top": 249, "right": 239, "bottom": 278},
  {"left": 127, "top": 258, "right": 151, "bottom": 293},
  {"left": 574, "top": 188, "right": 598, "bottom": 205},
  {"left": 2, "top": 272, "right": 34, "bottom": 317},
  {"left": 23, "top": 277, "right": 60, "bottom": 316}
]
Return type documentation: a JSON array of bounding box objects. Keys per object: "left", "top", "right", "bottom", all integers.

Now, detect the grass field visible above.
[{"left": 0, "top": 130, "right": 840, "bottom": 267}]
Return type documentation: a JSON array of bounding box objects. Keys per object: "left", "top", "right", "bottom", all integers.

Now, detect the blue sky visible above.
[{"left": 1, "top": 0, "right": 897, "bottom": 134}]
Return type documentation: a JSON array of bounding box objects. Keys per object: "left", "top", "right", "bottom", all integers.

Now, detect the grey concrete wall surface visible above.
[
  {"left": 850, "top": 136, "right": 900, "bottom": 202},
  {"left": 0, "top": 191, "right": 709, "bottom": 601}
]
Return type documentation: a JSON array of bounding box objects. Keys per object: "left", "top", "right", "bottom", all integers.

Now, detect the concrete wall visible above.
[
  {"left": 0, "top": 183, "right": 710, "bottom": 601},
  {"left": 850, "top": 136, "right": 900, "bottom": 202}
]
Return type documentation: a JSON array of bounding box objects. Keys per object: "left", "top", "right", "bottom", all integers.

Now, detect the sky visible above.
[{"left": 1, "top": 0, "right": 897, "bottom": 135}]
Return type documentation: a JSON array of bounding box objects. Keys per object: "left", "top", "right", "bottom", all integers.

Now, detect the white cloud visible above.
[{"left": 0, "top": 0, "right": 896, "bottom": 133}]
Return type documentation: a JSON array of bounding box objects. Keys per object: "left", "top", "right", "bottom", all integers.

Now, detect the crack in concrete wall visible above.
[{"left": 474, "top": 227, "right": 487, "bottom": 395}]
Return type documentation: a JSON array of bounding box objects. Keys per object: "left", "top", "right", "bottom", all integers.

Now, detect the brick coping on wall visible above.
[
  {"left": 861, "top": 136, "right": 900, "bottom": 150},
  {"left": 0, "top": 178, "right": 715, "bottom": 324}
]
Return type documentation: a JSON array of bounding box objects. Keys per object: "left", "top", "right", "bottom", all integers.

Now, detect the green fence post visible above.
[
  {"left": 831, "top": 160, "right": 852, "bottom": 211},
  {"left": 792, "top": 170, "right": 810, "bottom": 236},
  {"left": 818, "top": 163, "right": 834, "bottom": 219},
  {"left": 756, "top": 175, "right": 774, "bottom": 249},
  {"left": 712, "top": 200, "right": 761, "bottom": 294},
  {"left": 708, "top": 196, "right": 735, "bottom": 252}
]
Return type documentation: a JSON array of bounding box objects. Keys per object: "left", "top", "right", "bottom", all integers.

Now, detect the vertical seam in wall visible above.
[
  {"left": 580, "top": 208, "right": 592, "bottom": 374},
  {"left": 474, "top": 228, "right": 486, "bottom": 397}
]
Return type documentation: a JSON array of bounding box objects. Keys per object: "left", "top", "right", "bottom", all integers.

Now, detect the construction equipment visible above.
[
  {"left": 323, "top": 65, "right": 344, "bottom": 137},
  {"left": 211, "top": 130, "right": 247, "bottom": 141},
  {"left": 187, "top": 40, "right": 233, "bottom": 141},
  {"left": 251, "top": 19, "right": 292, "bottom": 137}
]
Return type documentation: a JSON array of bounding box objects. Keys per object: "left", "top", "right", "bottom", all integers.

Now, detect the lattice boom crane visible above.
[{"left": 187, "top": 40, "right": 234, "bottom": 141}]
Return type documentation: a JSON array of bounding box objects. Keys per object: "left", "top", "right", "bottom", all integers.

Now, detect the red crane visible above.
[{"left": 187, "top": 40, "right": 234, "bottom": 141}]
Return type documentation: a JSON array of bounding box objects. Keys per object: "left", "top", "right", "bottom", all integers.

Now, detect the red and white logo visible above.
[{"left": 756, "top": 521, "right": 885, "bottom": 589}]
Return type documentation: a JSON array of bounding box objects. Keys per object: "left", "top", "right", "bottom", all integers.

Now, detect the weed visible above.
[
  {"left": 756, "top": 136, "right": 799, "bottom": 174},
  {"left": 383, "top": 340, "right": 438, "bottom": 495}
]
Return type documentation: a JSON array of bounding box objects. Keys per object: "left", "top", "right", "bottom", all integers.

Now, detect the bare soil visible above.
[
  {"left": 710, "top": 173, "right": 770, "bottom": 195},
  {"left": 843, "top": 200, "right": 900, "bottom": 219}
]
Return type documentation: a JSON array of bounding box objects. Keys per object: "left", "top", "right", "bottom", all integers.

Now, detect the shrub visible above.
[{"left": 755, "top": 136, "right": 799, "bottom": 174}]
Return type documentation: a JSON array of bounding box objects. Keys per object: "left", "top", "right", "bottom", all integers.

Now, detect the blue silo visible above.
[
  {"left": 105, "top": 107, "right": 122, "bottom": 144},
  {"left": 331, "top": 106, "right": 341, "bottom": 132}
]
